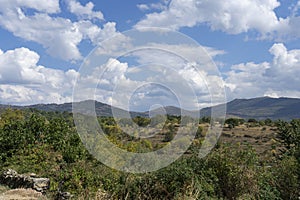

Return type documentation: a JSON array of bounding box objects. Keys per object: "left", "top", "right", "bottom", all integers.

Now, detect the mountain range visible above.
[
  {"left": 201, "top": 96, "right": 300, "bottom": 120},
  {"left": 1, "top": 96, "right": 300, "bottom": 120}
]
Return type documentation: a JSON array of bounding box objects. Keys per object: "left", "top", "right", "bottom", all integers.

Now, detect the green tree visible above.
[
  {"left": 248, "top": 118, "right": 258, "bottom": 123},
  {"left": 0, "top": 108, "right": 24, "bottom": 127},
  {"left": 264, "top": 118, "right": 273, "bottom": 126},
  {"left": 277, "top": 119, "right": 300, "bottom": 160},
  {"left": 225, "top": 118, "right": 240, "bottom": 129},
  {"left": 133, "top": 116, "right": 151, "bottom": 127}
]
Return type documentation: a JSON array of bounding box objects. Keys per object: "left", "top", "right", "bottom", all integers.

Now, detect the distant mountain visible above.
[
  {"left": 1, "top": 96, "right": 300, "bottom": 120},
  {"left": 145, "top": 106, "right": 198, "bottom": 117},
  {"left": 0, "top": 100, "right": 145, "bottom": 118},
  {"left": 201, "top": 96, "right": 300, "bottom": 120}
]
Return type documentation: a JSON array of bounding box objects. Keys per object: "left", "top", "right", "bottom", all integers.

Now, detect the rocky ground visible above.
[{"left": 0, "top": 169, "right": 50, "bottom": 200}]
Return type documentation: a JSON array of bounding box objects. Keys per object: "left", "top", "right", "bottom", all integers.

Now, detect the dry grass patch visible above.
[{"left": 0, "top": 188, "right": 47, "bottom": 200}]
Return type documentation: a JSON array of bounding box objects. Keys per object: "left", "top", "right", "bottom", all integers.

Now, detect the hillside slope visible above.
[{"left": 201, "top": 97, "right": 300, "bottom": 120}]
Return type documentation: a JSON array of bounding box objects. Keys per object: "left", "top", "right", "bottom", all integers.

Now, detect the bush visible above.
[
  {"left": 273, "top": 156, "right": 300, "bottom": 199},
  {"left": 276, "top": 119, "right": 300, "bottom": 167},
  {"left": 206, "top": 144, "right": 259, "bottom": 199},
  {"left": 225, "top": 118, "right": 240, "bottom": 128},
  {"left": 264, "top": 118, "right": 273, "bottom": 126},
  {"left": 248, "top": 118, "right": 258, "bottom": 123}
]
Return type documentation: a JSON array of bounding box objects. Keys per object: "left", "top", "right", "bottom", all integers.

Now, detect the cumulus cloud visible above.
[
  {"left": 137, "top": 4, "right": 151, "bottom": 11},
  {"left": 67, "top": 0, "right": 104, "bottom": 20},
  {"left": 0, "top": 85, "right": 73, "bottom": 105},
  {"left": 75, "top": 58, "right": 143, "bottom": 109},
  {"left": 75, "top": 40, "right": 225, "bottom": 111},
  {"left": 75, "top": 21, "right": 119, "bottom": 46},
  {"left": 75, "top": 42, "right": 300, "bottom": 110},
  {"left": 135, "top": 0, "right": 300, "bottom": 39},
  {"left": 0, "top": 0, "right": 118, "bottom": 61},
  {"left": 0, "top": 45, "right": 224, "bottom": 109},
  {"left": 137, "top": 0, "right": 169, "bottom": 11},
  {"left": 128, "top": 43, "right": 224, "bottom": 66},
  {"left": 225, "top": 43, "right": 300, "bottom": 100},
  {"left": 0, "top": 47, "right": 78, "bottom": 105},
  {"left": 0, "top": 47, "right": 44, "bottom": 84}
]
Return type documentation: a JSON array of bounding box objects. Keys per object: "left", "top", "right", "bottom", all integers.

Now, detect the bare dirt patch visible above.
[{"left": 0, "top": 188, "right": 47, "bottom": 200}]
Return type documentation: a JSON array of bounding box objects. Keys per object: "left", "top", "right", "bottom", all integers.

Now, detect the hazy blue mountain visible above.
[
  {"left": 0, "top": 100, "right": 145, "bottom": 118},
  {"left": 1, "top": 96, "right": 300, "bottom": 120},
  {"left": 201, "top": 96, "right": 300, "bottom": 120}
]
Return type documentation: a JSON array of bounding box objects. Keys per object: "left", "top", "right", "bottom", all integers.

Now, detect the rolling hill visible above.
[
  {"left": 201, "top": 96, "right": 300, "bottom": 120},
  {"left": 1, "top": 96, "right": 300, "bottom": 120}
]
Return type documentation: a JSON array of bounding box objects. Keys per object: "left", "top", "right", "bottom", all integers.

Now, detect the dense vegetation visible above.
[{"left": 0, "top": 109, "right": 299, "bottom": 199}]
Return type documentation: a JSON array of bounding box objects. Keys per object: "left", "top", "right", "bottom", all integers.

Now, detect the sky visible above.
[{"left": 0, "top": 0, "right": 300, "bottom": 111}]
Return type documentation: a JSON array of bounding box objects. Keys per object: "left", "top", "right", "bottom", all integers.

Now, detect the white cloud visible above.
[
  {"left": 75, "top": 21, "right": 119, "bottom": 46},
  {"left": 67, "top": 0, "right": 104, "bottom": 21},
  {"left": 75, "top": 58, "right": 143, "bottom": 109},
  {"left": 0, "top": 0, "right": 118, "bottom": 61},
  {"left": 137, "top": 4, "right": 151, "bottom": 11},
  {"left": 75, "top": 45, "right": 225, "bottom": 111},
  {"left": 123, "top": 43, "right": 224, "bottom": 74},
  {"left": 0, "top": 85, "right": 74, "bottom": 105},
  {"left": 225, "top": 43, "right": 300, "bottom": 100},
  {"left": 0, "top": 47, "right": 44, "bottom": 84},
  {"left": 137, "top": 0, "right": 169, "bottom": 11},
  {"left": 119, "top": 41, "right": 226, "bottom": 109},
  {"left": 0, "top": 11, "right": 83, "bottom": 61},
  {"left": 0, "top": 47, "right": 78, "bottom": 105},
  {"left": 135, "top": 0, "right": 300, "bottom": 39}
]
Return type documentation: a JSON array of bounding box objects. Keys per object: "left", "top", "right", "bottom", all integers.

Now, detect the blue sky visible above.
[{"left": 0, "top": 0, "right": 300, "bottom": 111}]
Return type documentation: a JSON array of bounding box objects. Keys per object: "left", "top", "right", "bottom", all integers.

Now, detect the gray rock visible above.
[
  {"left": 32, "top": 178, "right": 50, "bottom": 193},
  {"left": 0, "top": 169, "right": 50, "bottom": 194},
  {"left": 57, "top": 191, "right": 73, "bottom": 199}
]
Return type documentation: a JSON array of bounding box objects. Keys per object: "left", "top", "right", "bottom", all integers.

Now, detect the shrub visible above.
[
  {"left": 225, "top": 118, "right": 241, "bottom": 128},
  {"left": 206, "top": 144, "right": 259, "bottom": 199},
  {"left": 273, "top": 156, "right": 300, "bottom": 199}
]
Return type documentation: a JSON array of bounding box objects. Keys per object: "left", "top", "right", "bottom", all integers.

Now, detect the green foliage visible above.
[
  {"left": 248, "top": 118, "right": 258, "bottom": 123},
  {"left": 264, "top": 118, "right": 273, "bottom": 126},
  {"left": 199, "top": 116, "right": 211, "bottom": 123},
  {"left": 0, "top": 119, "right": 26, "bottom": 162},
  {"left": 0, "top": 108, "right": 24, "bottom": 126},
  {"left": 0, "top": 109, "right": 299, "bottom": 199},
  {"left": 225, "top": 118, "right": 243, "bottom": 129},
  {"left": 163, "top": 131, "right": 174, "bottom": 142},
  {"left": 133, "top": 116, "right": 151, "bottom": 127},
  {"left": 259, "top": 120, "right": 265, "bottom": 126},
  {"left": 206, "top": 144, "right": 259, "bottom": 200},
  {"left": 195, "top": 125, "right": 204, "bottom": 139},
  {"left": 256, "top": 167, "right": 281, "bottom": 200},
  {"left": 278, "top": 119, "right": 300, "bottom": 147},
  {"left": 273, "top": 156, "right": 300, "bottom": 199}
]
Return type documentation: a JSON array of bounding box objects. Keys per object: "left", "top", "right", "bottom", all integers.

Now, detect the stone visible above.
[
  {"left": 57, "top": 191, "right": 73, "bottom": 199},
  {"left": 0, "top": 169, "right": 50, "bottom": 194},
  {"left": 32, "top": 178, "right": 50, "bottom": 193}
]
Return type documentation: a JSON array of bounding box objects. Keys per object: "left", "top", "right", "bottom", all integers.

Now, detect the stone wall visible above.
[{"left": 0, "top": 169, "right": 50, "bottom": 194}]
